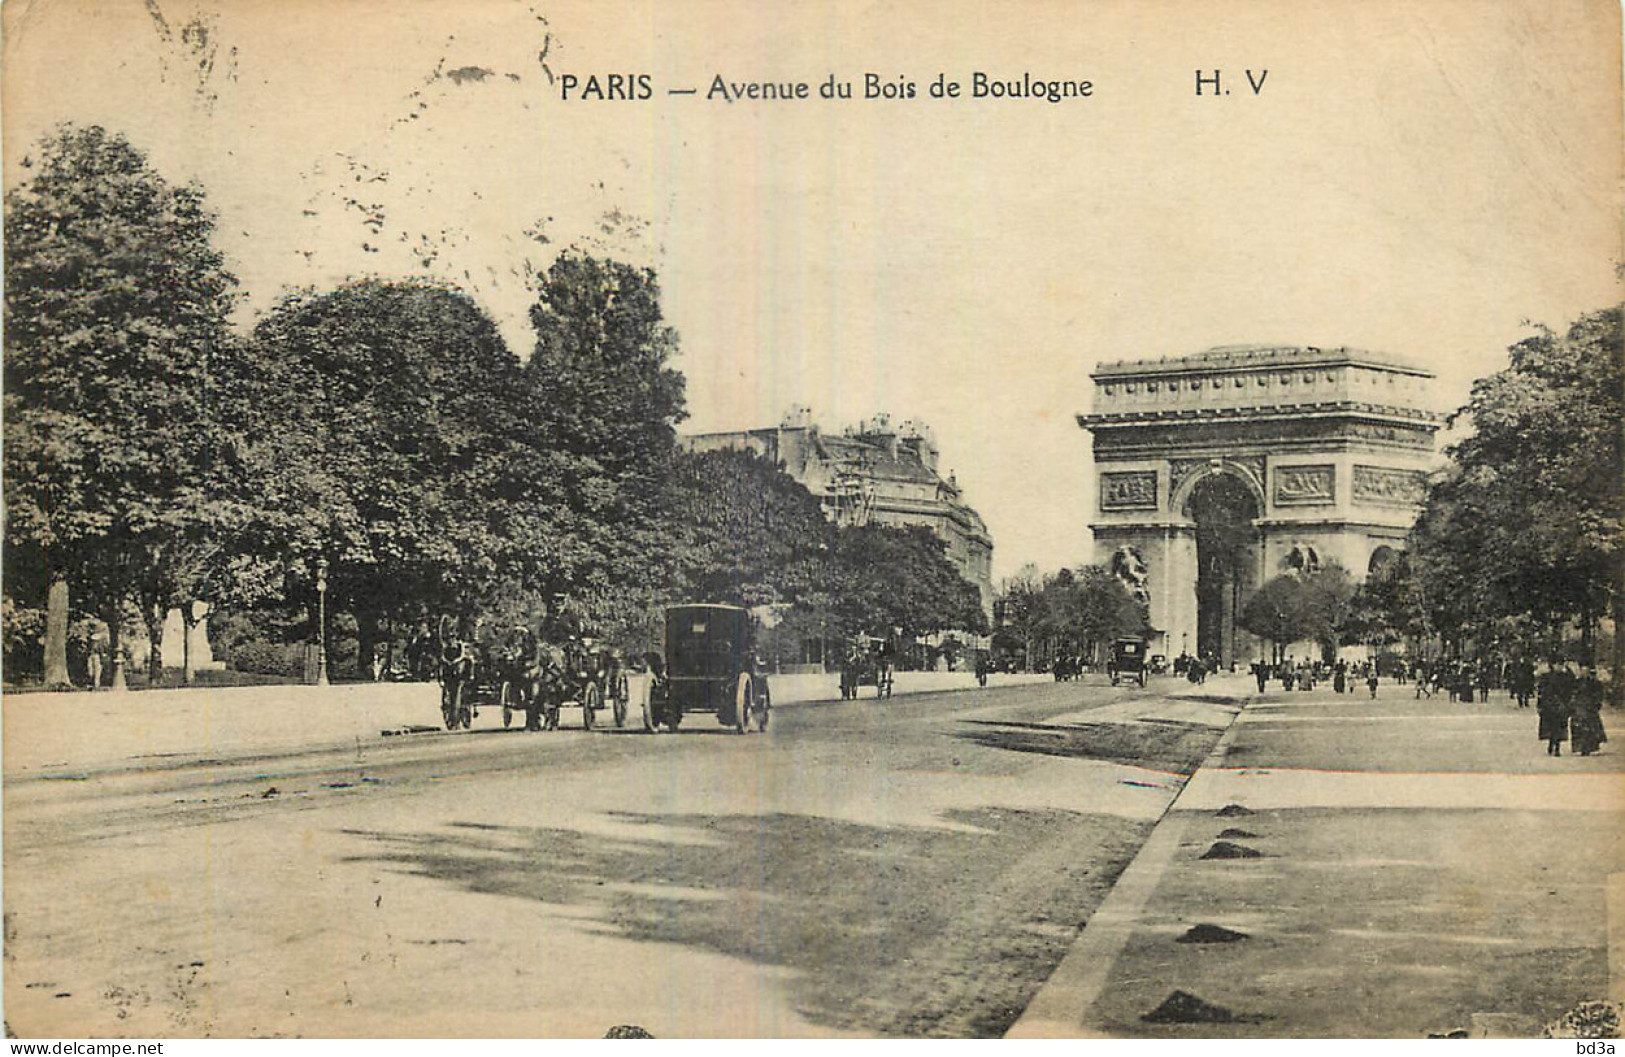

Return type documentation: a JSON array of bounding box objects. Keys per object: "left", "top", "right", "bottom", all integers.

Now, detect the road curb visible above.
[{"left": 1004, "top": 689, "right": 1254, "bottom": 1038}]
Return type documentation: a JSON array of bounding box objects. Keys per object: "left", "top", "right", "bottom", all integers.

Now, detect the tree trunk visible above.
[
  {"left": 144, "top": 602, "right": 165, "bottom": 685},
  {"left": 43, "top": 572, "right": 71, "bottom": 687}
]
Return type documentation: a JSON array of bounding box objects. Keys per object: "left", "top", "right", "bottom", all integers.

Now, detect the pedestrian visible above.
[
  {"left": 1537, "top": 664, "right": 1573, "bottom": 756},
  {"left": 1333, "top": 662, "right": 1347, "bottom": 695},
  {"left": 1253, "top": 660, "right": 1268, "bottom": 694},
  {"left": 1571, "top": 668, "right": 1607, "bottom": 756},
  {"left": 86, "top": 634, "right": 105, "bottom": 690},
  {"left": 1476, "top": 664, "right": 1491, "bottom": 703},
  {"left": 1367, "top": 670, "right": 1379, "bottom": 698}
]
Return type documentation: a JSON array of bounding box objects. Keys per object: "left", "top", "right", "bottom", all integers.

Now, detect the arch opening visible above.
[
  {"left": 1368, "top": 545, "right": 1400, "bottom": 579},
  {"left": 1184, "top": 473, "right": 1261, "bottom": 666}
]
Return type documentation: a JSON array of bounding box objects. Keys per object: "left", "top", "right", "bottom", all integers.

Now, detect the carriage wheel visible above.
[
  {"left": 755, "top": 683, "right": 770, "bottom": 733},
  {"left": 582, "top": 682, "right": 601, "bottom": 731},
  {"left": 460, "top": 687, "right": 474, "bottom": 729},
  {"left": 612, "top": 672, "right": 629, "bottom": 728},
  {"left": 500, "top": 681, "right": 514, "bottom": 729},
  {"left": 734, "top": 674, "right": 752, "bottom": 734}
]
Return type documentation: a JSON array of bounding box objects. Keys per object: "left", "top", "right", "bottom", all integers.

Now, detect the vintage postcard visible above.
[{"left": 3, "top": 0, "right": 1621, "bottom": 1041}]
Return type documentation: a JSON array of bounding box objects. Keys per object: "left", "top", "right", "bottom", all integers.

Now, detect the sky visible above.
[{"left": 4, "top": 0, "right": 1620, "bottom": 582}]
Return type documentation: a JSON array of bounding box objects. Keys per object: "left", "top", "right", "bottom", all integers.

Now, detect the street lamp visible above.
[{"left": 315, "top": 557, "right": 330, "bottom": 687}]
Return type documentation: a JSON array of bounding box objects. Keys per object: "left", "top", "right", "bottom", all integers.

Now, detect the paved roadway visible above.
[{"left": 4, "top": 677, "right": 1241, "bottom": 1038}]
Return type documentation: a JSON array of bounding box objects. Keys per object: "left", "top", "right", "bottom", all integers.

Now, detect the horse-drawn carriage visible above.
[
  {"left": 636, "top": 604, "right": 769, "bottom": 734},
  {"left": 434, "top": 618, "right": 630, "bottom": 732},
  {"left": 839, "top": 636, "right": 895, "bottom": 699}
]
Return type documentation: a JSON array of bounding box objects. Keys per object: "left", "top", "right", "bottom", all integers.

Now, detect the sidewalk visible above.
[
  {"left": 1, "top": 670, "right": 1049, "bottom": 775},
  {"left": 1010, "top": 681, "right": 1625, "bottom": 1039}
]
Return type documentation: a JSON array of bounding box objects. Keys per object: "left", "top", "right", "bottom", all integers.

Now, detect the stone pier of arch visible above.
[{"left": 1079, "top": 344, "right": 1443, "bottom": 667}]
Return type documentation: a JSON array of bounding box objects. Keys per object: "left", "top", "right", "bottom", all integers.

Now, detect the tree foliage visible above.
[
  {"left": 240, "top": 279, "right": 559, "bottom": 646},
  {"left": 1239, "top": 562, "right": 1356, "bottom": 662},
  {"left": 994, "top": 563, "right": 1143, "bottom": 668},
  {"left": 1408, "top": 307, "right": 1623, "bottom": 665},
  {"left": 1345, "top": 551, "right": 1425, "bottom": 648},
  {"left": 4, "top": 124, "right": 240, "bottom": 679},
  {"left": 3, "top": 127, "right": 1003, "bottom": 685},
  {"left": 521, "top": 253, "right": 689, "bottom": 630},
  {"left": 833, "top": 524, "right": 989, "bottom": 641},
  {"left": 665, "top": 448, "right": 835, "bottom": 608}
]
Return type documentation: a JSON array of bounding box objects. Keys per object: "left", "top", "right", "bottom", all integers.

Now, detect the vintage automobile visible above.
[
  {"left": 1106, "top": 637, "right": 1149, "bottom": 687},
  {"left": 638, "top": 604, "right": 770, "bottom": 734}
]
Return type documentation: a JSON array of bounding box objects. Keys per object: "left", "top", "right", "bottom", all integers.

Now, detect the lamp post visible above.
[{"left": 315, "top": 557, "right": 330, "bottom": 687}]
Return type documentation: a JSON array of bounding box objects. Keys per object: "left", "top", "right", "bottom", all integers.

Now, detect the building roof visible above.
[
  {"left": 1092, "top": 344, "right": 1435, "bottom": 380},
  {"left": 812, "top": 432, "right": 942, "bottom": 487}
]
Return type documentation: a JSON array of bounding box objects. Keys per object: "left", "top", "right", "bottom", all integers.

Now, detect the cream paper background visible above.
[{"left": 5, "top": 0, "right": 1619, "bottom": 579}]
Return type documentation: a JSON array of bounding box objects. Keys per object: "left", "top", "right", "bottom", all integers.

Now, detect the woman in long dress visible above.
[{"left": 1571, "top": 670, "right": 1607, "bottom": 756}]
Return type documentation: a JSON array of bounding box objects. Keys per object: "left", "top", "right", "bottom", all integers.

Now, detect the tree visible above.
[
  {"left": 832, "top": 524, "right": 988, "bottom": 645},
  {"left": 1409, "top": 307, "right": 1622, "bottom": 689},
  {"left": 995, "top": 563, "right": 1045, "bottom": 670},
  {"left": 1070, "top": 565, "right": 1148, "bottom": 658},
  {"left": 522, "top": 253, "right": 689, "bottom": 630},
  {"left": 664, "top": 448, "right": 835, "bottom": 608},
  {"left": 1345, "top": 551, "right": 1425, "bottom": 650},
  {"left": 4, "top": 125, "right": 239, "bottom": 686},
  {"left": 241, "top": 279, "right": 542, "bottom": 670},
  {"left": 1241, "top": 563, "right": 1356, "bottom": 663},
  {"left": 1239, "top": 575, "right": 1304, "bottom": 664},
  {"left": 1298, "top": 562, "right": 1356, "bottom": 661}
]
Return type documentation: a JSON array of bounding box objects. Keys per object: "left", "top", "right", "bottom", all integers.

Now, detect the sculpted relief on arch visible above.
[
  {"left": 1273, "top": 464, "right": 1336, "bottom": 506},
  {"left": 1100, "top": 470, "right": 1158, "bottom": 511}
]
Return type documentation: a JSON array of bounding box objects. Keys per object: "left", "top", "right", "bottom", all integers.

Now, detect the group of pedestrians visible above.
[
  {"left": 1536, "top": 665, "right": 1608, "bottom": 757},
  {"left": 1411, "top": 658, "right": 1510, "bottom": 703},
  {"left": 1175, "top": 651, "right": 1214, "bottom": 685},
  {"left": 1247, "top": 650, "right": 1610, "bottom": 760},
  {"left": 1249, "top": 657, "right": 1379, "bottom": 696}
]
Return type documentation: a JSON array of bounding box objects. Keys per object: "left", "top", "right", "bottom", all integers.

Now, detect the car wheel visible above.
[{"left": 734, "top": 673, "right": 752, "bottom": 734}]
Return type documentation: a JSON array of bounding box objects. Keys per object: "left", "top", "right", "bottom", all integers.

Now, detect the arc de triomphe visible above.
[{"left": 1078, "top": 345, "right": 1443, "bottom": 666}]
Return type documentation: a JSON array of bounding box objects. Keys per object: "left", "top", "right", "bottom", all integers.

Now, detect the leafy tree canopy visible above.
[
  {"left": 833, "top": 523, "right": 989, "bottom": 641},
  {"left": 1409, "top": 306, "right": 1623, "bottom": 656},
  {"left": 4, "top": 124, "right": 240, "bottom": 678}
]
